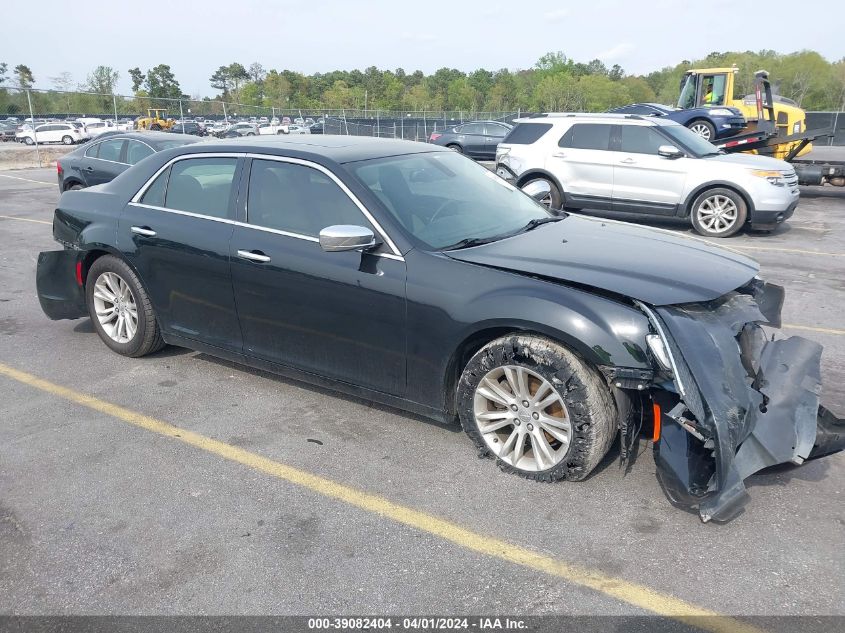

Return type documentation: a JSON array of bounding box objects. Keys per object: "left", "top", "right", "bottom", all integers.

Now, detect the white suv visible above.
[{"left": 495, "top": 113, "right": 800, "bottom": 237}]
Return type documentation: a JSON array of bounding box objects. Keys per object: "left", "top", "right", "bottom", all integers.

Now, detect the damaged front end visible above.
[{"left": 637, "top": 280, "right": 845, "bottom": 522}]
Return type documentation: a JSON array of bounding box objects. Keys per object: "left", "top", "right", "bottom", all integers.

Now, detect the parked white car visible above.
[
  {"left": 84, "top": 120, "right": 119, "bottom": 137},
  {"left": 286, "top": 124, "right": 311, "bottom": 135},
  {"left": 17, "top": 122, "right": 86, "bottom": 145},
  {"left": 496, "top": 113, "right": 800, "bottom": 237}
]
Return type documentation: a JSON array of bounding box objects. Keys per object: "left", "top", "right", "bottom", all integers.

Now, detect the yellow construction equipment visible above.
[{"left": 135, "top": 109, "right": 173, "bottom": 131}]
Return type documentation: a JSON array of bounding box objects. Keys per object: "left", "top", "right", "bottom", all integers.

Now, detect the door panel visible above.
[
  {"left": 612, "top": 125, "right": 688, "bottom": 215},
  {"left": 230, "top": 231, "right": 407, "bottom": 395},
  {"left": 549, "top": 124, "right": 615, "bottom": 208}
]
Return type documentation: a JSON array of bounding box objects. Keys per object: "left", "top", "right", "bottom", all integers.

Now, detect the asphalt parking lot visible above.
[{"left": 0, "top": 168, "right": 843, "bottom": 627}]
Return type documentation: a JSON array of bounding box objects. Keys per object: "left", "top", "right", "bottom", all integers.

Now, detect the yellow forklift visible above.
[{"left": 677, "top": 67, "right": 844, "bottom": 186}]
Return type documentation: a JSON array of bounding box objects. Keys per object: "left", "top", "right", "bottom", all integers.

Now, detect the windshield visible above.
[
  {"left": 678, "top": 75, "right": 697, "bottom": 109},
  {"left": 347, "top": 152, "right": 551, "bottom": 250},
  {"left": 659, "top": 124, "right": 721, "bottom": 157}
]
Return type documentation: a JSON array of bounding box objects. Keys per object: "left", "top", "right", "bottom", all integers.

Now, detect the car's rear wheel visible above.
[
  {"left": 24, "top": 137, "right": 34, "bottom": 145},
  {"left": 687, "top": 119, "right": 715, "bottom": 141},
  {"left": 67, "top": 183, "right": 83, "bottom": 191},
  {"left": 61, "top": 135, "right": 74, "bottom": 145},
  {"left": 446, "top": 143, "right": 462, "bottom": 153},
  {"left": 520, "top": 177, "right": 563, "bottom": 212},
  {"left": 86, "top": 255, "right": 165, "bottom": 358},
  {"left": 457, "top": 334, "right": 617, "bottom": 482},
  {"left": 690, "top": 187, "right": 747, "bottom": 237}
]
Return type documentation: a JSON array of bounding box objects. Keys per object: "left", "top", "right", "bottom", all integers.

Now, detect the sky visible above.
[{"left": 3, "top": 0, "right": 842, "bottom": 97}]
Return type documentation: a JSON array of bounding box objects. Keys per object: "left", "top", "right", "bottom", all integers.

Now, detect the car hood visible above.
[
  {"left": 445, "top": 215, "right": 759, "bottom": 306},
  {"left": 705, "top": 152, "right": 792, "bottom": 171}
]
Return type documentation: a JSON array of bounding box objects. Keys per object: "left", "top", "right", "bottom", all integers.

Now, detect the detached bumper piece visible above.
[
  {"left": 36, "top": 249, "right": 87, "bottom": 321},
  {"left": 652, "top": 282, "right": 845, "bottom": 522}
]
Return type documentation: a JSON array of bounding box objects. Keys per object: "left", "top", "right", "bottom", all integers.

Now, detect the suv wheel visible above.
[
  {"left": 690, "top": 188, "right": 747, "bottom": 238},
  {"left": 520, "top": 177, "right": 562, "bottom": 212},
  {"left": 688, "top": 120, "right": 715, "bottom": 141},
  {"left": 457, "top": 334, "right": 617, "bottom": 482}
]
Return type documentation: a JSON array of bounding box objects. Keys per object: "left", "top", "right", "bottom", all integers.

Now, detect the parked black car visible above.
[
  {"left": 608, "top": 103, "right": 746, "bottom": 141},
  {"left": 429, "top": 120, "right": 513, "bottom": 159},
  {"left": 57, "top": 132, "right": 201, "bottom": 192},
  {"left": 35, "top": 136, "right": 844, "bottom": 522},
  {"left": 0, "top": 121, "right": 16, "bottom": 141},
  {"left": 168, "top": 121, "right": 207, "bottom": 136}
]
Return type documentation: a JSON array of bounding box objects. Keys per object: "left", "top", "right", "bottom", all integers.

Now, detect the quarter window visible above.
[
  {"left": 618, "top": 126, "right": 666, "bottom": 155},
  {"left": 247, "top": 159, "right": 372, "bottom": 237},
  {"left": 459, "top": 123, "right": 485, "bottom": 135},
  {"left": 558, "top": 124, "right": 612, "bottom": 150},
  {"left": 163, "top": 158, "right": 239, "bottom": 218}
]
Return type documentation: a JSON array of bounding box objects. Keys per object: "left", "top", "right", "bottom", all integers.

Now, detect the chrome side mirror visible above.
[
  {"left": 319, "top": 225, "right": 377, "bottom": 253},
  {"left": 658, "top": 145, "right": 684, "bottom": 159}
]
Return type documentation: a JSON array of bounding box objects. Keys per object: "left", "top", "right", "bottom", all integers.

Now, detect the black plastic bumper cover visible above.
[
  {"left": 36, "top": 249, "right": 87, "bottom": 321},
  {"left": 652, "top": 281, "right": 845, "bottom": 522}
]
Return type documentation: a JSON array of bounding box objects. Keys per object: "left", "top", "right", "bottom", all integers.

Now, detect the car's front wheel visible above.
[
  {"left": 687, "top": 119, "right": 715, "bottom": 141},
  {"left": 457, "top": 334, "right": 617, "bottom": 482},
  {"left": 61, "top": 135, "right": 74, "bottom": 145},
  {"left": 690, "top": 187, "right": 747, "bottom": 237},
  {"left": 86, "top": 255, "right": 165, "bottom": 357},
  {"left": 24, "top": 136, "right": 35, "bottom": 145}
]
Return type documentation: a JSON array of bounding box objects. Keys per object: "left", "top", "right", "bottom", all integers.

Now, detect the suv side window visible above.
[
  {"left": 558, "top": 124, "right": 612, "bottom": 150},
  {"left": 164, "top": 158, "right": 239, "bottom": 218},
  {"left": 247, "top": 159, "right": 373, "bottom": 237},
  {"left": 618, "top": 126, "right": 666, "bottom": 155}
]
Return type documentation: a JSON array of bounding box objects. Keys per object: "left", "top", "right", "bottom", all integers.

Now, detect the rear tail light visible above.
[
  {"left": 430, "top": 133, "right": 442, "bottom": 141},
  {"left": 57, "top": 161, "right": 63, "bottom": 176},
  {"left": 75, "top": 261, "right": 83, "bottom": 286}
]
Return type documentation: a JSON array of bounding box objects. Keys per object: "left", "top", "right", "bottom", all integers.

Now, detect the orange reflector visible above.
[{"left": 652, "top": 402, "right": 662, "bottom": 443}]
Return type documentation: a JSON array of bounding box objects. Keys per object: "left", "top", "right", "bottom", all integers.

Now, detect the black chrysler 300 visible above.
[{"left": 36, "top": 136, "right": 844, "bottom": 522}]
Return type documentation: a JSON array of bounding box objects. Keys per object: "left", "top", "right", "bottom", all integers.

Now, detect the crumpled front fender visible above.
[{"left": 648, "top": 281, "right": 845, "bottom": 522}]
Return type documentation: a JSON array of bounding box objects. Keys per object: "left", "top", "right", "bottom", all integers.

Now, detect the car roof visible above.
[
  {"left": 184, "top": 135, "right": 449, "bottom": 163},
  {"left": 514, "top": 113, "right": 680, "bottom": 127}
]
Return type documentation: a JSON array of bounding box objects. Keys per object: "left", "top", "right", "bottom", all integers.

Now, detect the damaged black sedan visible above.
[{"left": 36, "top": 136, "right": 845, "bottom": 521}]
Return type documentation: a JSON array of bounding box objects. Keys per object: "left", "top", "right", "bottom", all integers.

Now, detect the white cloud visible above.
[
  {"left": 543, "top": 8, "right": 570, "bottom": 22},
  {"left": 400, "top": 32, "right": 439, "bottom": 43},
  {"left": 594, "top": 42, "right": 634, "bottom": 61}
]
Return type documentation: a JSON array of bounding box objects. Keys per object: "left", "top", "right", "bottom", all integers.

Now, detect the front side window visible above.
[
  {"left": 349, "top": 151, "right": 549, "bottom": 250},
  {"left": 163, "top": 158, "right": 238, "bottom": 218},
  {"left": 247, "top": 159, "right": 372, "bottom": 237},
  {"left": 618, "top": 126, "right": 665, "bottom": 155},
  {"left": 126, "top": 140, "right": 154, "bottom": 165}
]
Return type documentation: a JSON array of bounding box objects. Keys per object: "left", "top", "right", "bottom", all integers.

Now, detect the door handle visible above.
[
  {"left": 131, "top": 226, "right": 156, "bottom": 237},
  {"left": 620, "top": 158, "right": 636, "bottom": 164},
  {"left": 237, "top": 249, "right": 271, "bottom": 263},
  {"left": 84, "top": 166, "right": 94, "bottom": 171}
]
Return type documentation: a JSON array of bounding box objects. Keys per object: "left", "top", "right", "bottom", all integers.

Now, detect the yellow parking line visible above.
[
  {"left": 0, "top": 174, "right": 54, "bottom": 186},
  {"left": 0, "top": 214, "right": 51, "bottom": 225},
  {"left": 0, "top": 361, "right": 762, "bottom": 633},
  {"left": 782, "top": 323, "right": 845, "bottom": 336},
  {"left": 729, "top": 245, "right": 845, "bottom": 257}
]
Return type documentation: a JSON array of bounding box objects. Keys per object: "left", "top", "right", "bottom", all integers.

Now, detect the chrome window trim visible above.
[
  {"left": 131, "top": 152, "right": 244, "bottom": 203},
  {"left": 245, "top": 153, "right": 402, "bottom": 257},
  {"left": 127, "top": 201, "right": 403, "bottom": 261}
]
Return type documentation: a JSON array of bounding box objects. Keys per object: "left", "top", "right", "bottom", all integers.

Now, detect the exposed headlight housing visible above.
[
  {"left": 750, "top": 169, "right": 786, "bottom": 186},
  {"left": 708, "top": 108, "right": 734, "bottom": 117},
  {"left": 646, "top": 334, "right": 672, "bottom": 371}
]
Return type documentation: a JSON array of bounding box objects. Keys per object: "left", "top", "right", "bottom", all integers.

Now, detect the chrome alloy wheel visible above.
[
  {"left": 696, "top": 194, "right": 739, "bottom": 234},
  {"left": 521, "top": 179, "right": 553, "bottom": 209},
  {"left": 689, "top": 122, "right": 712, "bottom": 140},
  {"left": 92, "top": 272, "right": 138, "bottom": 344},
  {"left": 473, "top": 365, "right": 571, "bottom": 471}
]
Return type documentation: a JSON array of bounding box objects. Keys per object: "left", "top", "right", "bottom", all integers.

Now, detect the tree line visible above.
[{"left": 1, "top": 50, "right": 844, "bottom": 117}]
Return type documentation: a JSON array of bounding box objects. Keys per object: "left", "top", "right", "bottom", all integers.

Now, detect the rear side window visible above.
[
  {"left": 164, "top": 158, "right": 239, "bottom": 219},
  {"left": 618, "top": 126, "right": 666, "bottom": 155},
  {"left": 459, "top": 123, "right": 485, "bottom": 135},
  {"left": 502, "top": 123, "right": 552, "bottom": 145},
  {"left": 558, "top": 124, "right": 612, "bottom": 150},
  {"left": 140, "top": 169, "right": 168, "bottom": 207},
  {"left": 97, "top": 139, "right": 125, "bottom": 162}
]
